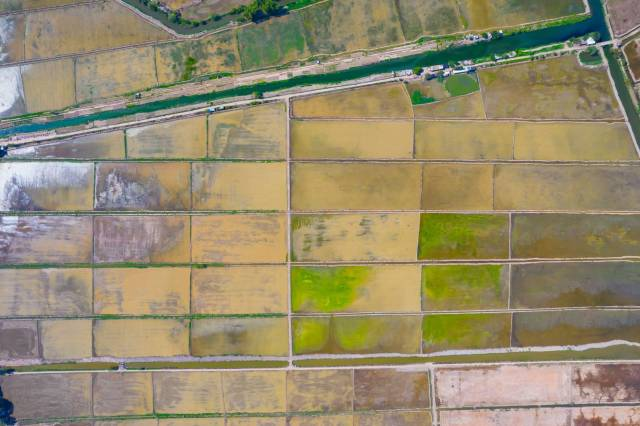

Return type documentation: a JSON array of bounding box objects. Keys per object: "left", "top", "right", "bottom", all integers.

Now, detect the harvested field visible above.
[
  {"left": 0, "top": 66, "right": 26, "bottom": 119},
  {"left": 191, "top": 214, "right": 287, "bottom": 263},
  {"left": 0, "top": 0, "right": 84, "bottom": 12},
  {"left": 513, "top": 121, "right": 637, "bottom": 161},
  {"left": 94, "top": 268, "right": 190, "bottom": 315},
  {"left": 422, "top": 264, "right": 508, "bottom": 311},
  {"left": 395, "top": 0, "right": 462, "bottom": 41},
  {"left": 286, "top": 369, "right": 353, "bottom": 412},
  {"left": 422, "top": 164, "right": 494, "bottom": 210},
  {"left": 94, "top": 162, "right": 191, "bottom": 211},
  {"left": 415, "top": 121, "right": 513, "bottom": 160},
  {"left": 0, "top": 162, "right": 94, "bottom": 211},
  {"left": 226, "top": 418, "right": 285, "bottom": 426},
  {"left": 237, "top": 12, "right": 309, "bottom": 70},
  {"left": 479, "top": 55, "right": 623, "bottom": 120},
  {"left": 354, "top": 369, "right": 430, "bottom": 410},
  {"left": 511, "top": 214, "right": 640, "bottom": 259},
  {"left": 191, "top": 266, "right": 288, "bottom": 314},
  {"left": 75, "top": 46, "right": 158, "bottom": 103},
  {"left": 292, "top": 315, "right": 422, "bottom": 355},
  {"left": 9, "top": 131, "right": 125, "bottom": 159},
  {"left": 92, "top": 372, "right": 153, "bottom": 416},
  {"left": 0, "top": 268, "right": 91, "bottom": 316},
  {"left": 512, "top": 310, "right": 640, "bottom": 347},
  {"left": 289, "top": 415, "right": 352, "bottom": 426},
  {"left": 179, "top": 0, "right": 251, "bottom": 20},
  {"left": 0, "top": 320, "right": 38, "bottom": 359},
  {"left": 292, "top": 83, "right": 412, "bottom": 119},
  {"left": 0, "top": 215, "right": 93, "bottom": 264},
  {"left": 153, "top": 372, "right": 223, "bottom": 414},
  {"left": 624, "top": 38, "right": 640, "bottom": 81},
  {"left": 93, "top": 319, "right": 190, "bottom": 358},
  {"left": 20, "top": 58, "right": 76, "bottom": 113},
  {"left": 39, "top": 319, "right": 92, "bottom": 360},
  {"left": 290, "top": 120, "right": 414, "bottom": 159},
  {"left": 291, "top": 213, "right": 420, "bottom": 262},
  {"left": 354, "top": 411, "right": 432, "bottom": 425},
  {"left": 126, "top": 116, "right": 207, "bottom": 159},
  {"left": 418, "top": 214, "right": 510, "bottom": 260},
  {"left": 291, "top": 265, "right": 421, "bottom": 313},
  {"left": 458, "top": 0, "right": 584, "bottom": 31},
  {"left": 192, "top": 162, "right": 287, "bottom": 210},
  {"left": 222, "top": 371, "right": 286, "bottom": 413},
  {"left": 93, "top": 215, "right": 190, "bottom": 263},
  {"left": 0, "top": 15, "right": 24, "bottom": 64},
  {"left": 511, "top": 262, "right": 640, "bottom": 308},
  {"left": 155, "top": 32, "right": 241, "bottom": 84},
  {"left": 23, "top": 0, "right": 171, "bottom": 59},
  {"left": 209, "top": 103, "right": 287, "bottom": 160},
  {"left": 422, "top": 313, "right": 511, "bottom": 352},
  {"left": 0, "top": 373, "right": 92, "bottom": 419},
  {"left": 291, "top": 163, "right": 422, "bottom": 210},
  {"left": 494, "top": 164, "right": 640, "bottom": 211},
  {"left": 191, "top": 317, "right": 289, "bottom": 356},
  {"left": 607, "top": 0, "right": 640, "bottom": 36},
  {"left": 413, "top": 92, "right": 485, "bottom": 119}
]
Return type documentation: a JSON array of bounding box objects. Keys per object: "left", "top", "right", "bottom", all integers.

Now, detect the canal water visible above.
[{"left": 0, "top": 0, "right": 614, "bottom": 138}]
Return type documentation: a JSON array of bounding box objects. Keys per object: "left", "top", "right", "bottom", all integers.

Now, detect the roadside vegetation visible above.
[{"left": 579, "top": 47, "right": 603, "bottom": 65}]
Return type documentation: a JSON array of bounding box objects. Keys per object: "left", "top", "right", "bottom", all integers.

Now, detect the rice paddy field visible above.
[{"left": 2, "top": 50, "right": 640, "bottom": 424}]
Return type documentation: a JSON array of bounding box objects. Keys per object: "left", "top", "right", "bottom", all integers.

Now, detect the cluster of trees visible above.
[
  {"left": 0, "top": 388, "right": 16, "bottom": 426},
  {"left": 241, "top": 0, "right": 282, "bottom": 22}
]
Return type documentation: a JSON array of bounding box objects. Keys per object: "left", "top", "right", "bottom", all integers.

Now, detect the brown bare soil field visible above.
[
  {"left": 607, "top": 0, "right": 640, "bottom": 36},
  {"left": 0, "top": 320, "right": 38, "bottom": 360},
  {"left": 0, "top": 0, "right": 85, "bottom": 12},
  {"left": 422, "top": 164, "right": 494, "bottom": 210},
  {"left": 93, "top": 372, "right": 153, "bottom": 416},
  {"left": 126, "top": 116, "right": 207, "bottom": 159},
  {"left": 624, "top": 38, "right": 640, "bottom": 82},
  {"left": 23, "top": 0, "right": 171, "bottom": 59},
  {"left": 153, "top": 371, "right": 224, "bottom": 414}
]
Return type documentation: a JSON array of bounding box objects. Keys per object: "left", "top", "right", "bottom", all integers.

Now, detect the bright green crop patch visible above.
[
  {"left": 422, "top": 264, "right": 508, "bottom": 310},
  {"left": 422, "top": 313, "right": 511, "bottom": 352},
  {"left": 418, "top": 214, "right": 510, "bottom": 260},
  {"left": 444, "top": 74, "right": 480, "bottom": 96},
  {"left": 291, "top": 266, "right": 370, "bottom": 312},
  {"left": 292, "top": 316, "right": 331, "bottom": 354}
]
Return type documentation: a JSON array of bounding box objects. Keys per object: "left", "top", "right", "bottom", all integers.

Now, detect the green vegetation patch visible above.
[
  {"left": 422, "top": 313, "right": 511, "bottom": 352},
  {"left": 579, "top": 47, "right": 603, "bottom": 66},
  {"left": 444, "top": 73, "right": 480, "bottom": 96},
  {"left": 411, "top": 90, "right": 436, "bottom": 105},
  {"left": 291, "top": 266, "right": 370, "bottom": 313},
  {"left": 422, "top": 264, "right": 508, "bottom": 310},
  {"left": 292, "top": 316, "right": 331, "bottom": 354},
  {"left": 418, "top": 214, "right": 510, "bottom": 260}
]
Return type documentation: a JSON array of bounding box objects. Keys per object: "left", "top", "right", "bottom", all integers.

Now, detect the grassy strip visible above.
[
  {"left": 126, "top": 360, "right": 289, "bottom": 370},
  {"left": 5, "top": 362, "right": 119, "bottom": 373},
  {"left": 285, "top": 0, "right": 321, "bottom": 11},
  {"left": 293, "top": 345, "right": 640, "bottom": 367}
]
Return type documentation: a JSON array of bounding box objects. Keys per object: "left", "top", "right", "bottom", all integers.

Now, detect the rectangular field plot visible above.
[
  {"left": 94, "top": 268, "right": 190, "bottom": 315},
  {"left": 512, "top": 310, "right": 640, "bottom": 347},
  {"left": 291, "top": 120, "right": 414, "bottom": 159},
  {"left": 75, "top": 46, "right": 158, "bottom": 103},
  {"left": 9, "top": 131, "right": 125, "bottom": 159},
  {"left": 192, "top": 162, "right": 287, "bottom": 211},
  {"left": 286, "top": 369, "right": 353, "bottom": 412},
  {"left": 511, "top": 214, "right": 640, "bottom": 259},
  {"left": 291, "top": 163, "right": 422, "bottom": 211},
  {"left": 94, "top": 162, "right": 191, "bottom": 210},
  {"left": 0, "top": 15, "right": 24, "bottom": 65},
  {"left": 395, "top": 0, "right": 462, "bottom": 41},
  {"left": 40, "top": 319, "right": 92, "bottom": 361},
  {"left": 0, "top": 320, "right": 38, "bottom": 360},
  {"left": 0, "top": 215, "right": 93, "bottom": 264},
  {"left": 191, "top": 317, "right": 289, "bottom": 356},
  {"left": 479, "top": 55, "right": 623, "bottom": 120},
  {"left": 511, "top": 262, "right": 640, "bottom": 308},
  {"left": 422, "top": 264, "right": 508, "bottom": 311},
  {"left": 0, "top": 162, "right": 94, "bottom": 211},
  {"left": 513, "top": 122, "right": 637, "bottom": 161},
  {"left": 0, "top": 269, "right": 91, "bottom": 316},
  {"left": 191, "top": 266, "right": 288, "bottom": 314},
  {"left": 93, "top": 215, "right": 190, "bottom": 263},
  {"left": 494, "top": 165, "right": 640, "bottom": 211},
  {"left": 422, "top": 164, "right": 494, "bottom": 210},
  {"left": 354, "top": 369, "right": 430, "bottom": 410},
  {"left": 153, "top": 371, "right": 224, "bottom": 414},
  {"left": 93, "top": 372, "right": 153, "bottom": 416},
  {"left": 415, "top": 121, "right": 513, "bottom": 160},
  {"left": 291, "top": 213, "right": 420, "bottom": 262},
  {"left": 0, "top": 373, "right": 92, "bottom": 420},
  {"left": 292, "top": 83, "right": 413, "bottom": 119},
  {"left": 208, "top": 103, "right": 286, "bottom": 160},
  {"left": 93, "top": 319, "right": 190, "bottom": 358},
  {"left": 354, "top": 411, "right": 432, "bottom": 425},
  {"left": 21, "top": 58, "right": 76, "bottom": 113},
  {"left": 191, "top": 214, "right": 287, "bottom": 263},
  {"left": 422, "top": 313, "right": 511, "bottom": 353},
  {"left": 418, "top": 214, "right": 509, "bottom": 260},
  {"left": 126, "top": 116, "right": 206, "bottom": 159},
  {"left": 289, "top": 415, "right": 352, "bottom": 426},
  {"left": 413, "top": 92, "right": 486, "bottom": 119},
  {"left": 292, "top": 315, "right": 421, "bottom": 355},
  {"left": 291, "top": 265, "right": 421, "bottom": 313},
  {"left": 222, "top": 371, "right": 286, "bottom": 413}
]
